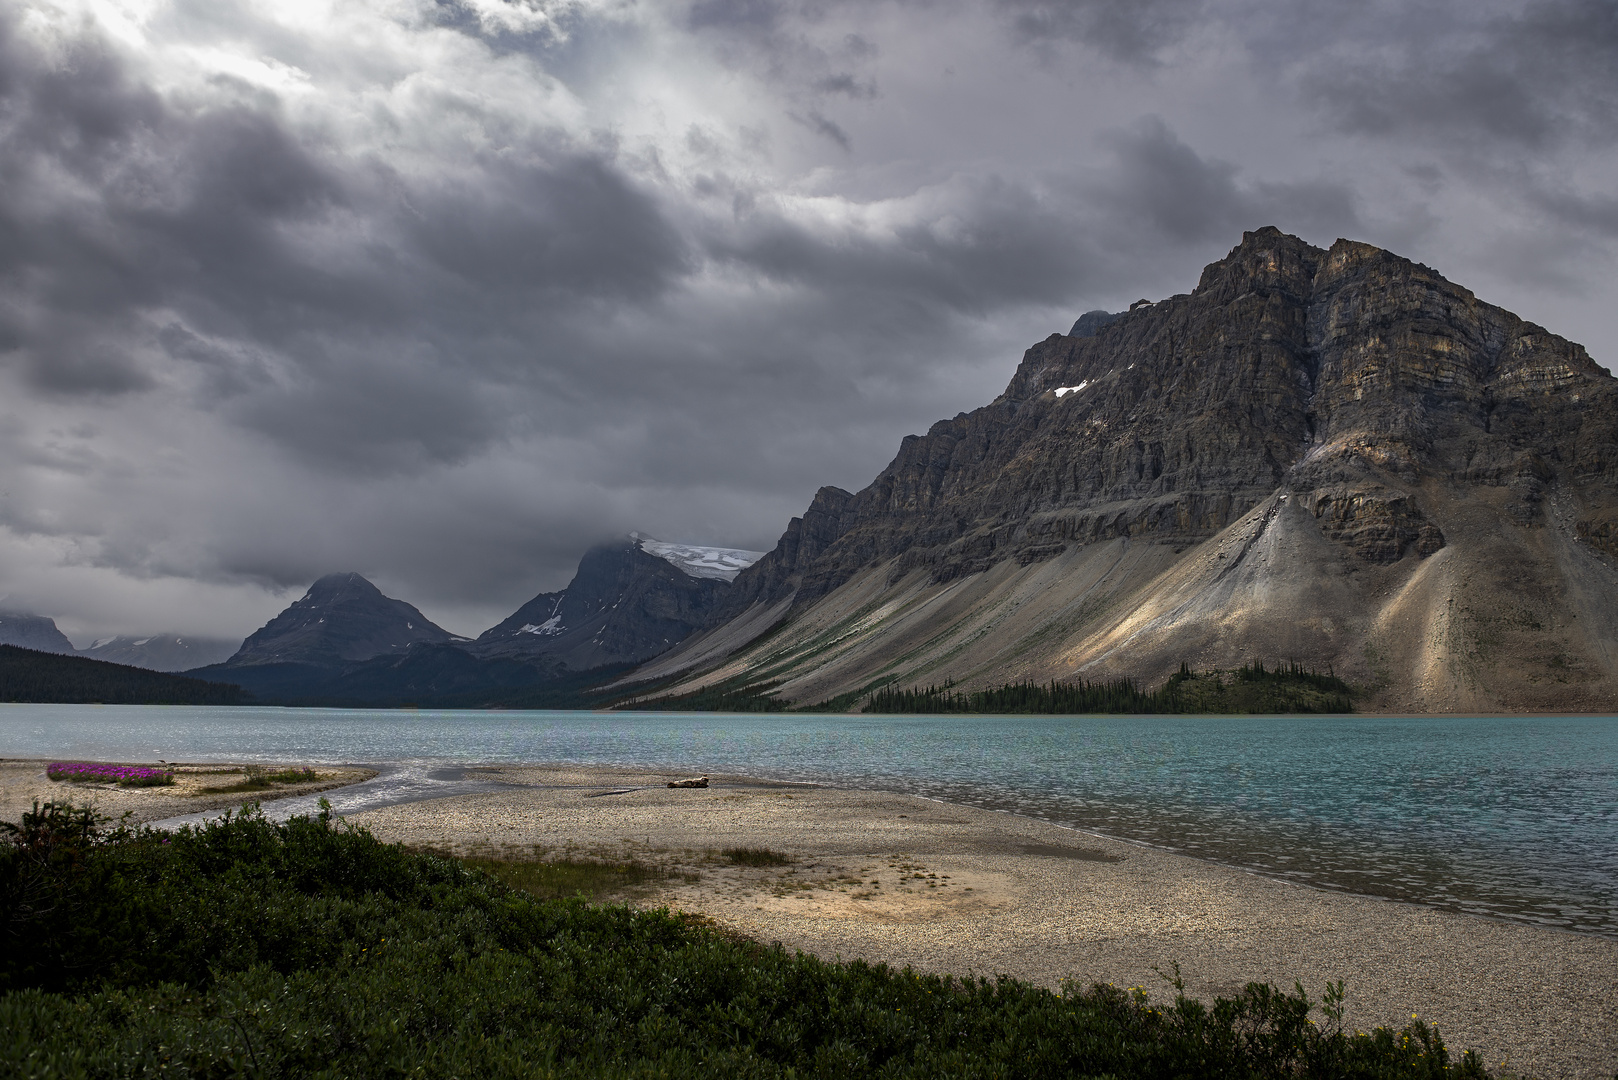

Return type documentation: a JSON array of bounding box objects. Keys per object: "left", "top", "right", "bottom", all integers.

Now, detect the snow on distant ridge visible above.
[{"left": 635, "top": 536, "right": 766, "bottom": 582}]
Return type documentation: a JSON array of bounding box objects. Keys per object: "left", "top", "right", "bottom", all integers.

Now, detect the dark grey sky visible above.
[{"left": 2, "top": 0, "right": 1614, "bottom": 642}]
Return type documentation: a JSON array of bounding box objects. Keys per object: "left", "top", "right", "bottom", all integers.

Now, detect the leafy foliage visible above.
[
  {"left": 867, "top": 661, "right": 1356, "bottom": 715},
  {"left": 0, "top": 801, "right": 1483, "bottom": 1078}
]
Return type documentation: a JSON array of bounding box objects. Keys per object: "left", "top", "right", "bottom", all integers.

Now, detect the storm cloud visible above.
[{"left": 0, "top": 0, "right": 1613, "bottom": 641}]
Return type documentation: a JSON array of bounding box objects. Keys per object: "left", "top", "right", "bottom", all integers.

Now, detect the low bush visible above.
[{"left": 0, "top": 801, "right": 1487, "bottom": 1078}]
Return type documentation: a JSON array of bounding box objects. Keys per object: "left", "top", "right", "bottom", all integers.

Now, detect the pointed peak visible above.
[
  {"left": 1195, "top": 226, "right": 1325, "bottom": 301},
  {"left": 307, "top": 572, "right": 381, "bottom": 597}
]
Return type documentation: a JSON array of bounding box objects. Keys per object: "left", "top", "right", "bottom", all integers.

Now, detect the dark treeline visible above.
[
  {"left": 866, "top": 661, "right": 1356, "bottom": 715},
  {"left": 0, "top": 645, "right": 246, "bottom": 705}
]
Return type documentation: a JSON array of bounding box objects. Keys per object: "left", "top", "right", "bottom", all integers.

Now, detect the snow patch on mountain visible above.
[
  {"left": 634, "top": 536, "right": 766, "bottom": 582},
  {"left": 519, "top": 614, "right": 566, "bottom": 636}
]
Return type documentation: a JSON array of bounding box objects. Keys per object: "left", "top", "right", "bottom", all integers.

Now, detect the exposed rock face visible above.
[
  {"left": 474, "top": 537, "right": 734, "bottom": 671},
  {"left": 644, "top": 227, "right": 1618, "bottom": 712},
  {"left": 81, "top": 634, "right": 240, "bottom": 672},
  {"left": 1069, "top": 309, "right": 1122, "bottom": 338},
  {"left": 0, "top": 612, "right": 75, "bottom": 654},
  {"left": 223, "top": 573, "right": 456, "bottom": 669}
]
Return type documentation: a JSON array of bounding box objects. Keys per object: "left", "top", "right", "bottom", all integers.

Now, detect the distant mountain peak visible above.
[
  {"left": 80, "top": 633, "right": 240, "bottom": 673},
  {"left": 0, "top": 611, "right": 75, "bottom": 655},
  {"left": 305, "top": 572, "right": 383, "bottom": 597},
  {"left": 474, "top": 536, "right": 744, "bottom": 669},
  {"left": 224, "top": 572, "right": 452, "bottom": 668}
]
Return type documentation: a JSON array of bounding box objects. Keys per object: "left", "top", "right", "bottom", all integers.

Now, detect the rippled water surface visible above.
[{"left": 3, "top": 705, "right": 1614, "bottom": 935}]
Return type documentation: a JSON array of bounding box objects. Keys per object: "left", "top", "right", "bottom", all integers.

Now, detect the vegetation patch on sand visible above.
[
  {"left": 867, "top": 662, "right": 1357, "bottom": 715},
  {"left": 722, "top": 845, "right": 794, "bottom": 867},
  {"left": 46, "top": 762, "right": 174, "bottom": 787},
  {"left": 195, "top": 765, "right": 319, "bottom": 794},
  {"left": 0, "top": 800, "right": 1488, "bottom": 1078},
  {"left": 459, "top": 851, "right": 672, "bottom": 902}
]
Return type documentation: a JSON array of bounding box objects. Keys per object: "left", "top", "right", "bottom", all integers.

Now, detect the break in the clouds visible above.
[{"left": 0, "top": 0, "right": 1613, "bottom": 642}]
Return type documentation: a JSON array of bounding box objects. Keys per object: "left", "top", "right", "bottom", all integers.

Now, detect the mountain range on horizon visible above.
[
  {"left": 0, "top": 613, "right": 239, "bottom": 672},
  {"left": 8, "top": 227, "right": 1618, "bottom": 712},
  {"left": 175, "top": 536, "right": 767, "bottom": 704},
  {"left": 0, "top": 536, "right": 764, "bottom": 688}
]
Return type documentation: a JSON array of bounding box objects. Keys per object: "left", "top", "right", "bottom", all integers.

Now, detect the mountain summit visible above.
[
  {"left": 223, "top": 572, "right": 457, "bottom": 670},
  {"left": 630, "top": 227, "right": 1618, "bottom": 713},
  {"left": 474, "top": 536, "right": 760, "bottom": 671}
]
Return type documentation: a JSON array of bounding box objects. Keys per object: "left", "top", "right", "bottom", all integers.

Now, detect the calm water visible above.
[{"left": 3, "top": 705, "right": 1614, "bottom": 937}]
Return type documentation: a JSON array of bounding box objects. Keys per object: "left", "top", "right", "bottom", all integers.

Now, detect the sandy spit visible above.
[{"left": 0, "top": 758, "right": 374, "bottom": 825}]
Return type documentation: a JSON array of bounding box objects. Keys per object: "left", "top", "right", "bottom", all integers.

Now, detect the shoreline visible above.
[
  {"left": 345, "top": 763, "right": 1616, "bottom": 1080},
  {"left": 6, "top": 751, "right": 1610, "bottom": 941},
  {"left": 3, "top": 757, "right": 1615, "bottom": 1077}
]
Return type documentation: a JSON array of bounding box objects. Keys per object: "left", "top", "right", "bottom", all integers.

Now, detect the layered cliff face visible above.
[{"left": 636, "top": 227, "right": 1618, "bottom": 712}]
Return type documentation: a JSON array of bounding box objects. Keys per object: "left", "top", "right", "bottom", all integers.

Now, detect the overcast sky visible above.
[{"left": 2, "top": 0, "right": 1615, "bottom": 643}]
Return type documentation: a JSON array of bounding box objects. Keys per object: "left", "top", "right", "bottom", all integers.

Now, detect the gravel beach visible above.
[{"left": 352, "top": 765, "right": 1618, "bottom": 1080}]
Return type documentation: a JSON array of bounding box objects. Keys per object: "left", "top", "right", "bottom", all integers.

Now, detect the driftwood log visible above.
[{"left": 667, "top": 776, "right": 709, "bottom": 788}]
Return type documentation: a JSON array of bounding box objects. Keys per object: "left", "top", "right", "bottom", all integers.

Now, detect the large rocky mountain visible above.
[
  {"left": 81, "top": 634, "right": 240, "bottom": 672},
  {"left": 473, "top": 536, "right": 761, "bottom": 671},
  {"left": 629, "top": 227, "right": 1618, "bottom": 713},
  {"left": 0, "top": 612, "right": 75, "bottom": 655}
]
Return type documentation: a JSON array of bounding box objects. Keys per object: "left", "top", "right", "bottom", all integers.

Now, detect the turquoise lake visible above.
[{"left": 3, "top": 705, "right": 1614, "bottom": 937}]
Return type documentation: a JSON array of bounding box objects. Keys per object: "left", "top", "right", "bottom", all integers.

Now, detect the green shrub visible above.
[{"left": 0, "top": 801, "right": 1487, "bottom": 1078}]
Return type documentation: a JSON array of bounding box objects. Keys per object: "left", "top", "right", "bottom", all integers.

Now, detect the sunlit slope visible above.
[{"left": 635, "top": 488, "right": 1618, "bottom": 712}]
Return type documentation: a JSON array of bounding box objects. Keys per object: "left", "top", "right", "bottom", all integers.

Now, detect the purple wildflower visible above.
[{"left": 47, "top": 761, "right": 175, "bottom": 787}]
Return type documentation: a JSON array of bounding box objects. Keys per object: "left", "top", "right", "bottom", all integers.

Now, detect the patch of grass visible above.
[
  {"left": 196, "top": 777, "right": 274, "bottom": 793},
  {"left": 462, "top": 854, "right": 669, "bottom": 901},
  {"left": 196, "top": 765, "right": 318, "bottom": 794},
  {"left": 722, "top": 846, "right": 794, "bottom": 867},
  {"left": 260, "top": 766, "right": 318, "bottom": 784}
]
